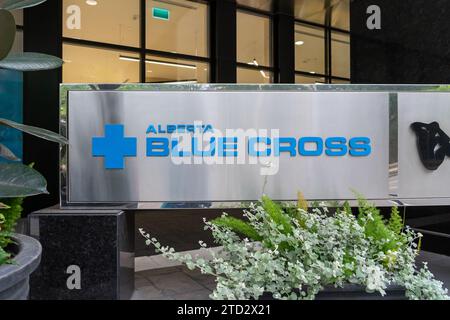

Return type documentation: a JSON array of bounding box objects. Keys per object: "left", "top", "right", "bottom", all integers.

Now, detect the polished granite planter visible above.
[
  {"left": 29, "top": 208, "right": 135, "bottom": 300},
  {"left": 0, "top": 234, "right": 42, "bottom": 300}
]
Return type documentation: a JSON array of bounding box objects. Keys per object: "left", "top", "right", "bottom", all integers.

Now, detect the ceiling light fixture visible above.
[
  {"left": 260, "top": 70, "right": 270, "bottom": 79},
  {"left": 295, "top": 40, "right": 305, "bottom": 46},
  {"left": 163, "top": 80, "right": 198, "bottom": 84},
  {"left": 86, "top": 0, "right": 98, "bottom": 6},
  {"left": 147, "top": 60, "right": 197, "bottom": 70},
  {"left": 119, "top": 55, "right": 197, "bottom": 70},
  {"left": 119, "top": 56, "right": 140, "bottom": 63},
  {"left": 247, "top": 59, "right": 270, "bottom": 79},
  {"left": 249, "top": 59, "right": 259, "bottom": 66}
]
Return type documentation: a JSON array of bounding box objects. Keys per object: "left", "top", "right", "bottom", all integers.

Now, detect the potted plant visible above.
[
  {"left": 0, "top": 0, "right": 66, "bottom": 300},
  {"left": 140, "top": 194, "right": 449, "bottom": 300}
]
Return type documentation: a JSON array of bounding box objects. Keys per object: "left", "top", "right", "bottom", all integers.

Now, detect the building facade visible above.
[{"left": 6, "top": 0, "right": 450, "bottom": 256}]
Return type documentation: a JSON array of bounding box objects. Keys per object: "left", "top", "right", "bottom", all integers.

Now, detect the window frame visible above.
[
  {"left": 294, "top": 16, "right": 351, "bottom": 84},
  {"left": 236, "top": 5, "right": 275, "bottom": 83},
  {"left": 237, "top": 1, "right": 351, "bottom": 84},
  {"left": 60, "top": 0, "right": 350, "bottom": 84},
  {"left": 62, "top": 0, "right": 211, "bottom": 84}
]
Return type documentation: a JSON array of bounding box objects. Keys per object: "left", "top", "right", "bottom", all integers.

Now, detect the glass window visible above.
[
  {"left": 331, "top": 0, "right": 349, "bottom": 30},
  {"left": 237, "top": 67, "right": 273, "bottom": 84},
  {"left": 63, "top": 44, "right": 140, "bottom": 83},
  {"left": 146, "top": 0, "right": 208, "bottom": 57},
  {"left": 331, "top": 32, "right": 350, "bottom": 79},
  {"left": 295, "top": 74, "right": 326, "bottom": 84},
  {"left": 237, "top": 11, "right": 271, "bottom": 67},
  {"left": 295, "top": 24, "right": 325, "bottom": 75},
  {"left": 295, "top": 0, "right": 349, "bottom": 30},
  {"left": 63, "top": 0, "right": 140, "bottom": 47},
  {"left": 236, "top": 0, "right": 273, "bottom": 12},
  {"left": 295, "top": 0, "right": 328, "bottom": 25},
  {"left": 145, "top": 55, "right": 209, "bottom": 83}
]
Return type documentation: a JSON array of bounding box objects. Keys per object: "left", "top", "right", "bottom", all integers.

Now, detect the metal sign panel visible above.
[
  {"left": 398, "top": 92, "right": 450, "bottom": 199},
  {"left": 61, "top": 85, "right": 390, "bottom": 206},
  {"left": 60, "top": 84, "right": 450, "bottom": 208}
]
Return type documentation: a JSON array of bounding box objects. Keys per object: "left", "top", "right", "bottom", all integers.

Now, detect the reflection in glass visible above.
[
  {"left": 146, "top": 0, "right": 208, "bottom": 57},
  {"left": 63, "top": 0, "right": 140, "bottom": 47},
  {"left": 294, "top": 0, "right": 349, "bottom": 30},
  {"left": 63, "top": 44, "right": 140, "bottom": 83},
  {"left": 145, "top": 55, "right": 209, "bottom": 83},
  {"left": 295, "top": 24, "right": 325, "bottom": 75},
  {"left": 295, "top": 74, "right": 326, "bottom": 84},
  {"left": 237, "top": 67, "right": 273, "bottom": 84},
  {"left": 295, "top": 0, "right": 328, "bottom": 25},
  {"left": 237, "top": 11, "right": 272, "bottom": 67},
  {"left": 332, "top": 32, "right": 350, "bottom": 79},
  {"left": 331, "top": 0, "right": 349, "bottom": 30},
  {"left": 236, "top": 0, "right": 273, "bottom": 12}
]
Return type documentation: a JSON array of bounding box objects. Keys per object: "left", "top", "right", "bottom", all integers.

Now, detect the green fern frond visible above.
[
  {"left": 388, "top": 206, "right": 403, "bottom": 235},
  {"left": 354, "top": 193, "right": 402, "bottom": 254},
  {"left": 261, "top": 196, "right": 293, "bottom": 235},
  {"left": 211, "top": 216, "right": 263, "bottom": 241},
  {"left": 0, "top": 246, "right": 11, "bottom": 265},
  {"left": 342, "top": 201, "right": 352, "bottom": 215}
]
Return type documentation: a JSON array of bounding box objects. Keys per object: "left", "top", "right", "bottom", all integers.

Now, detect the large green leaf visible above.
[
  {"left": 0, "top": 9, "right": 15, "bottom": 60},
  {"left": 0, "top": 202, "right": 10, "bottom": 209},
  {"left": 0, "top": 143, "right": 20, "bottom": 161},
  {"left": 0, "top": 0, "right": 46, "bottom": 10},
  {"left": 0, "top": 163, "right": 48, "bottom": 198},
  {"left": 0, "top": 118, "right": 68, "bottom": 144},
  {"left": 0, "top": 53, "right": 63, "bottom": 71}
]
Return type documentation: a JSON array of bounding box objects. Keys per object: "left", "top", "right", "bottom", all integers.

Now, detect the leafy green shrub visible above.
[
  {"left": 356, "top": 196, "right": 403, "bottom": 254},
  {"left": 0, "top": 213, "right": 9, "bottom": 264},
  {"left": 141, "top": 195, "right": 449, "bottom": 300},
  {"left": 212, "top": 216, "right": 262, "bottom": 242},
  {"left": 0, "top": 198, "right": 23, "bottom": 263},
  {"left": 388, "top": 206, "right": 404, "bottom": 235},
  {"left": 0, "top": 197, "right": 23, "bottom": 233}
]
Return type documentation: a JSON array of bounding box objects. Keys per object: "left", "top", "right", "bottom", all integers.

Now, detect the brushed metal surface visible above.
[
  {"left": 398, "top": 92, "right": 450, "bottom": 198},
  {"left": 66, "top": 90, "right": 390, "bottom": 204}
]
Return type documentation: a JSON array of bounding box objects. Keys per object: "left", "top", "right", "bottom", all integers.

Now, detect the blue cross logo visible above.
[{"left": 92, "top": 125, "right": 137, "bottom": 169}]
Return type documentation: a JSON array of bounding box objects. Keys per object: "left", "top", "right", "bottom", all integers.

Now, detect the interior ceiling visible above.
[
  {"left": 63, "top": 0, "right": 140, "bottom": 47},
  {"left": 236, "top": 0, "right": 273, "bottom": 11},
  {"left": 237, "top": 0, "right": 350, "bottom": 30},
  {"left": 62, "top": 0, "right": 349, "bottom": 55},
  {"left": 295, "top": 0, "right": 350, "bottom": 30},
  {"left": 62, "top": 0, "right": 349, "bottom": 83},
  {"left": 63, "top": 0, "right": 208, "bottom": 55},
  {"left": 147, "top": 0, "right": 208, "bottom": 57}
]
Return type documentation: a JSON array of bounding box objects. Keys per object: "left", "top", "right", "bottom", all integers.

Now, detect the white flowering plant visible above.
[{"left": 140, "top": 195, "right": 449, "bottom": 300}]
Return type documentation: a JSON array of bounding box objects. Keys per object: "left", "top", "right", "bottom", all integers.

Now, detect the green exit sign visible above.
[{"left": 152, "top": 7, "right": 170, "bottom": 21}]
